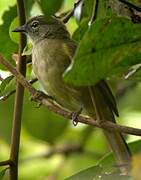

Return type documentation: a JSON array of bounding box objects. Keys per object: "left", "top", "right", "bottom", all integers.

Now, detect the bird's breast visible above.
[
  {"left": 32, "top": 39, "right": 83, "bottom": 111},
  {"left": 32, "top": 40, "right": 61, "bottom": 93}
]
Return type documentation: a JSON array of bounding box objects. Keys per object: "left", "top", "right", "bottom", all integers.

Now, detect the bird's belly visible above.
[{"left": 32, "top": 55, "right": 83, "bottom": 112}]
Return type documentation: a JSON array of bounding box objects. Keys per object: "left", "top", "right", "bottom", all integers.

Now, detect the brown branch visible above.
[
  {"left": 0, "top": 55, "right": 141, "bottom": 137},
  {"left": 0, "top": 160, "right": 13, "bottom": 167},
  {"left": 9, "top": 0, "right": 26, "bottom": 179},
  {"left": 119, "top": 0, "right": 141, "bottom": 12}
]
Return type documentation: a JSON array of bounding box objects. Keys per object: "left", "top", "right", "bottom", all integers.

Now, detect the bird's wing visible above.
[{"left": 63, "top": 39, "right": 131, "bottom": 174}]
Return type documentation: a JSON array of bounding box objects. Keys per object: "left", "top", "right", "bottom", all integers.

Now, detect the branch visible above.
[
  {"left": 0, "top": 90, "right": 15, "bottom": 101},
  {"left": 0, "top": 78, "right": 37, "bottom": 102},
  {"left": 119, "top": 0, "right": 141, "bottom": 12},
  {"left": 88, "top": 0, "right": 99, "bottom": 26},
  {"left": 118, "top": 0, "right": 141, "bottom": 23},
  {"left": 0, "top": 160, "right": 13, "bottom": 167},
  {"left": 21, "top": 144, "right": 83, "bottom": 162},
  {"left": 21, "top": 143, "right": 101, "bottom": 163},
  {"left": 9, "top": 0, "right": 26, "bottom": 179},
  {"left": 62, "top": 0, "right": 83, "bottom": 23},
  {"left": 0, "top": 55, "right": 141, "bottom": 137},
  {"left": 0, "top": 75, "right": 3, "bottom": 81}
]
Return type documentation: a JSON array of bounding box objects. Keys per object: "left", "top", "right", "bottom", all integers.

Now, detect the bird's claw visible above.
[{"left": 71, "top": 108, "right": 82, "bottom": 126}]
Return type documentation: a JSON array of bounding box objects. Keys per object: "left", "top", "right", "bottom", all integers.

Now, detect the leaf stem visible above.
[{"left": 88, "top": 0, "right": 99, "bottom": 26}]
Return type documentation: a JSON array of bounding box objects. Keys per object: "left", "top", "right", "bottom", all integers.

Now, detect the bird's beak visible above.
[{"left": 12, "top": 25, "right": 27, "bottom": 33}]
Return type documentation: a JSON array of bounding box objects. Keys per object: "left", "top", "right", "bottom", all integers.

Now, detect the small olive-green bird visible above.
[{"left": 14, "top": 15, "right": 131, "bottom": 173}]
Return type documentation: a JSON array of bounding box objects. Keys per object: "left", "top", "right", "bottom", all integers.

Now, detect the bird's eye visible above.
[{"left": 31, "top": 21, "right": 39, "bottom": 29}]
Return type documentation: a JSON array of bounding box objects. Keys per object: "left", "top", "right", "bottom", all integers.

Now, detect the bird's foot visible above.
[{"left": 71, "top": 108, "right": 82, "bottom": 126}]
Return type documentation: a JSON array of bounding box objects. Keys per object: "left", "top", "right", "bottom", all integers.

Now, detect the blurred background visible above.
[{"left": 0, "top": 0, "right": 141, "bottom": 179}]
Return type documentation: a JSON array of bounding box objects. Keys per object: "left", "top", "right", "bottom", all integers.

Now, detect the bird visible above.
[{"left": 13, "top": 15, "right": 131, "bottom": 174}]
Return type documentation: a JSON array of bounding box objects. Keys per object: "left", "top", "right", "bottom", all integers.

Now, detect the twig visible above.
[
  {"left": 88, "top": 0, "right": 99, "bottom": 26},
  {"left": 62, "top": 0, "right": 83, "bottom": 23},
  {"left": 9, "top": 0, "right": 26, "bottom": 179},
  {"left": 0, "top": 90, "right": 15, "bottom": 101},
  {"left": 0, "top": 78, "right": 37, "bottom": 102},
  {"left": 28, "top": 78, "right": 38, "bottom": 85},
  {"left": 0, "top": 75, "right": 3, "bottom": 81},
  {"left": 21, "top": 146, "right": 101, "bottom": 163},
  {"left": 21, "top": 144, "right": 83, "bottom": 162},
  {"left": 0, "top": 160, "right": 13, "bottom": 167},
  {"left": 124, "top": 64, "right": 141, "bottom": 79},
  {"left": 0, "top": 55, "right": 141, "bottom": 137},
  {"left": 0, "top": 55, "right": 37, "bottom": 95},
  {"left": 118, "top": 0, "right": 141, "bottom": 12}
]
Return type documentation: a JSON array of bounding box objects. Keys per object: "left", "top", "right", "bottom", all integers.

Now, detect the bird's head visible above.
[{"left": 13, "top": 15, "right": 70, "bottom": 43}]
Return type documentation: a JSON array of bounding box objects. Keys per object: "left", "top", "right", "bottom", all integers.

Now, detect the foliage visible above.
[
  {"left": 0, "top": 0, "right": 141, "bottom": 180},
  {"left": 64, "top": 17, "right": 141, "bottom": 85},
  {"left": 66, "top": 139, "right": 141, "bottom": 180},
  {"left": 0, "top": 168, "right": 8, "bottom": 180},
  {"left": 0, "top": 5, "right": 17, "bottom": 69},
  {"left": 38, "top": 0, "right": 64, "bottom": 17},
  {"left": 0, "top": 75, "right": 14, "bottom": 94}
]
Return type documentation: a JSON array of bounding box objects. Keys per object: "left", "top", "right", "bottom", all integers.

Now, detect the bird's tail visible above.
[{"left": 88, "top": 80, "right": 131, "bottom": 174}]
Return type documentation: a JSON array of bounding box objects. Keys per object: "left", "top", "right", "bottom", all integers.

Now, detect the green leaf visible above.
[
  {"left": 0, "top": 75, "right": 16, "bottom": 98},
  {"left": 99, "top": 139, "right": 141, "bottom": 166},
  {"left": 38, "top": 0, "right": 64, "bottom": 17},
  {"left": 65, "top": 165, "right": 103, "bottom": 180},
  {"left": 0, "top": 95, "right": 15, "bottom": 143},
  {"left": 79, "top": 0, "right": 94, "bottom": 20},
  {"left": 65, "top": 165, "right": 130, "bottom": 180},
  {"left": 64, "top": 17, "right": 141, "bottom": 86},
  {"left": 0, "top": 0, "right": 16, "bottom": 23},
  {"left": 0, "top": 5, "right": 17, "bottom": 69},
  {"left": 124, "top": 63, "right": 141, "bottom": 80},
  {"left": 96, "top": 0, "right": 113, "bottom": 19},
  {"left": 24, "top": 0, "right": 34, "bottom": 17},
  {"left": 72, "top": 18, "right": 89, "bottom": 42},
  {"left": 0, "top": 89, "right": 68, "bottom": 143},
  {"left": 9, "top": 17, "right": 19, "bottom": 44},
  {"left": 23, "top": 91, "right": 68, "bottom": 143},
  {"left": 66, "top": 140, "right": 141, "bottom": 180},
  {"left": 0, "top": 168, "right": 7, "bottom": 180},
  {"left": 0, "top": 75, "right": 14, "bottom": 94},
  {"left": 76, "top": 0, "right": 113, "bottom": 22},
  {"left": 128, "top": 0, "right": 141, "bottom": 7},
  {"left": 22, "top": 42, "right": 32, "bottom": 56}
]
